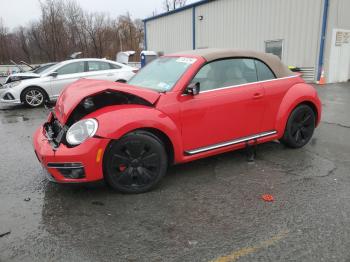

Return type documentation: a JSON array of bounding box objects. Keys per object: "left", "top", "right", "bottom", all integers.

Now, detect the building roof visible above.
[
  {"left": 143, "top": 0, "right": 213, "bottom": 22},
  {"left": 171, "top": 48, "right": 295, "bottom": 78}
]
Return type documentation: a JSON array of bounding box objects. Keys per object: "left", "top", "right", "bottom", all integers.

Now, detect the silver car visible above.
[{"left": 0, "top": 58, "right": 137, "bottom": 107}]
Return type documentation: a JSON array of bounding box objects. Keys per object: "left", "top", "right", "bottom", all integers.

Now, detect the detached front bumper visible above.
[{"left": 33, "top": 126, "right": 110, "bottom": 183}]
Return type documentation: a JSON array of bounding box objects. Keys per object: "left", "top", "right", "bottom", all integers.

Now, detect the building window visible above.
[{"left": 265, "top": 40, "right": 283, "bottom": 60}]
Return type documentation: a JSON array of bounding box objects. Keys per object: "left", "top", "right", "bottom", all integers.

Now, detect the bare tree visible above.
[{"left": 0, "top": 0, "right": 144, "bottom": 64}]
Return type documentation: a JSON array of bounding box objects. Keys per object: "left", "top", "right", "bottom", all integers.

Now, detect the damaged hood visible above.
[
  {"left": 54, "top": 79, "right": 161, "bottom": 123},
  {"left": 5, "top": 72, "right": 40, "bottom": 83}
]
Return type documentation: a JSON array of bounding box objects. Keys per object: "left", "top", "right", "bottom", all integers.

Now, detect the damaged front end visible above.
[
  {"left": 43, "top": 89, "right": 154, "bottom": 150},
  {"left": 43, "top": 114, "right": 67, "bottom": 150},
  {"left": 66, "top": 90, "right": 153, "bottom": 126},
  {"left": 34, "top": 80, "right": 162, "bottom": 183},
  {"left": 5, "top": 73, "right": 40, "bottom": 84}
]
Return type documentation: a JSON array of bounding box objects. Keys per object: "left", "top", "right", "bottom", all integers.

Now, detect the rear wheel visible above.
[
  {"left": 280, "top": 104, "right": 316, "bottom": 148},
  {"left": 104, "top": 131, "right": 168, "bottom": 193},
  {"left": 22, "top": 87, "right": 46, "bottom": 108}
]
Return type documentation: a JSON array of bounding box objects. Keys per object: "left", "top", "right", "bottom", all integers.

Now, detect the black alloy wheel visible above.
[
  {"left": 104, "top": 131, "right": 168, "bottom": 193},
  {"left": 280, "top": 104, "right": 316, "bottom": 148}
]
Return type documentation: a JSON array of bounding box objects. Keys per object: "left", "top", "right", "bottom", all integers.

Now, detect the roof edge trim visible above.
[{"left": 143, "top": 0, "right": 213, "bottom": 22}]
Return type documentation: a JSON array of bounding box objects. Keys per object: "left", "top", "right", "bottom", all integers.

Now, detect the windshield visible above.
[
  {"left": 128, "top": 57, "right": 196, "bottom": 92},
  {"left": 33, "top": 63, "right": 56, "bottom": 74},
  {"left": 39, "top": 62, "right": 62, "bottom": 75}
]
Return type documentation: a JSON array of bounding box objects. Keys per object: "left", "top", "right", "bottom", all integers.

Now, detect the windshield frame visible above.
[{"left": 127, "top": 56, "right": 197, "bottom": 93}]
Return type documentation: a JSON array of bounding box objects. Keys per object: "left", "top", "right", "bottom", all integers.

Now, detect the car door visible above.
[
  {"left": 51, "top": 61, "right": 85, "bottom": 98},
  {"left": 254, "top": 59, "right": 295, "bottom": 132},
  {"left": 180, "top": 58, "right": 266, "bottom": 152},
  {"left": 84, "top": 61, "right": 118, "bottom": 81}
]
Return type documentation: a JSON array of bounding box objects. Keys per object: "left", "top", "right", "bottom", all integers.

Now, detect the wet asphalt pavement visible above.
[{"left": 0, "top": 83, "right": 350, "bottom": 262}]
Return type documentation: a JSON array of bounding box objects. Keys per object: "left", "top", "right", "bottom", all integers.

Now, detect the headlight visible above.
[
  {"left": 1, "top": 81, "right": 21, "bottom": 89},
  {"left": 66, "top": 118, "right": 98, "bottom": 146}
]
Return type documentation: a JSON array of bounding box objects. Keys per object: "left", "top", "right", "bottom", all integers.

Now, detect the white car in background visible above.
[
  {"left": 3, "top": 63, "right": 57, "bottom": 84},
  {"left": 0, "top": 58, "right": 138, "bottom": 107}
]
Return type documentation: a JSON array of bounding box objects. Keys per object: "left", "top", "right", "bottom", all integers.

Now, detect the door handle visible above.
[
  {"left": 106, "top": 73, "right": 114, "bottom": 76},
  {"left": 253, "top": 92, "right": 263, "bottom": 99}
]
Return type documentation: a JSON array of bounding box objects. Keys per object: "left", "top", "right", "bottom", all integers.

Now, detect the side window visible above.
[
  {"left": 192, "top": 58, "right": 258, "bottom": 92},
  {"left": 87, "top": 61, "right": 111, "bottom": 72},
  {"left": 255, "top": 60, "right": 276, "bottom": 81},
  {"left": 99, "top": 62, "right": 110, "bottom": 70},
  {"left": 109, "top": 63, "right": 121, "bottom": 69},
  {"left": 56, "top": 62, "right": 85, "bottom": 75}
]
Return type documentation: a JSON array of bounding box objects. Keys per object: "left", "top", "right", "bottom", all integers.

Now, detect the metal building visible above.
[{"left": 143, "top": 0, "right": 350, "bottom": 83}]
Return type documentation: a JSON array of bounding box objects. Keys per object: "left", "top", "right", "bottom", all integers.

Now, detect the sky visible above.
[{"left": 0, "top": 0, "right": 196, "bottom": 29}]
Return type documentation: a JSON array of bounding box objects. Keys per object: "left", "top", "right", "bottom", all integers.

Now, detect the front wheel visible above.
[
  {"left": 280, "top": 104, "right": 316, "bottom": 148},
  {"left": 22, "top": 87, "right": 46, "bottom": 108},
  {"left": 103, "top": 131, "right": 168, "bottom": 193}
]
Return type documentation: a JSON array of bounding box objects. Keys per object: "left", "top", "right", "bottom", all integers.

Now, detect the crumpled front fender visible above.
[{"left": 86, "top": 104, "right": 183, "bottom": 163}]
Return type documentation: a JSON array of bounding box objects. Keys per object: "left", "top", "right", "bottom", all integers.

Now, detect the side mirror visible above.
[
  {"left": 185, "top": 82, "right": 200, "bottom": 96},
  {"left": 49, "top": 71, "right": 58, "bottom": 77}
]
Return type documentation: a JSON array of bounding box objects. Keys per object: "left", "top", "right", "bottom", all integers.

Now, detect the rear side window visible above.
[
  {"left": 88, "top": 61, "right": 111, "bottom": 72},
  {"left": 255, "top": 60, "right": 276, "bottom": 81},
  {"left": 56, "top": 62, "right": 85, "bottom": 75},
  {"left": 109, "top": 63, "right": 121, "bottom": 69},
  {"left": 192, "top": 58, "right": 258, "bottom": 92}
]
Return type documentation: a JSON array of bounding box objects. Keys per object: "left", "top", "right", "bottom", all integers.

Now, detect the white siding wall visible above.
[
  {"left": 145, "top": 0, "right": 325, "bottom": 81},
  {"left": 195, "top": 0, "right": 323, "bottom": 80},
  {"left": 146, "top": 9, "right": 193, "bottom": 54},
  {"left": 324, "top": 0, "right": 350, "bottom": 81}
]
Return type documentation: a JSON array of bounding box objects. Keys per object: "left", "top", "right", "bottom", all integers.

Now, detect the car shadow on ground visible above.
[
  {"left": 42, "top": 140, "right": 288, "bottom": 196},
  {"left": 0, "top": 101, "right": 56, "bottom": 111},
  {"left": 0, "top": 104, "right": 27, "bottom": 111}
]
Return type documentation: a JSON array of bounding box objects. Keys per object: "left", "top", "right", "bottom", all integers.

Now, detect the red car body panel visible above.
[
  {"left": 33, "top": 52, "right": 322, "bottom": 183},
  {"left": 55, "top": 80, "right": 161, "bottom": 124},
  {"left": 33, "top": 126, "right": 110, "bottom": 182},
  {"left": 88, "top": 104, "right": 184, "bottom": 163},
  {"left": 179, "top": 81, "right": 265, "bottom": 151}
]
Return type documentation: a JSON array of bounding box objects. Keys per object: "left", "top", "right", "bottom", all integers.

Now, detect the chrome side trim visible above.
[
  {"left": 199, "top": 75, "right": 298, "bottom": 94},
  {"left": 184, "top": 130, "right": 277, "bottom": 155}
]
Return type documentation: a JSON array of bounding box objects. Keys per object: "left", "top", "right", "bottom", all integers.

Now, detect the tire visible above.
[
  {"left": 22, "top": 87, "right": 46, "bottom": 108},
  {"left": 280, "top": 104, "right": 316, "bottom": 148},
  {"left": 103, "top": 131, "right": 168, "bottom": 193}
]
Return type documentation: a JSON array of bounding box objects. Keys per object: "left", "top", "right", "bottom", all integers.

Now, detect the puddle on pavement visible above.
[{"left": 1, "top": 116, "right": 30, "bottom": 124}]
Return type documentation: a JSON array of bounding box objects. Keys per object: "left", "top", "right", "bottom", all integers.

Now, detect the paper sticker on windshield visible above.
[
  {"left": 158, "top": 82, "right": 170, "bottom": 90},
  {"left": 176, "top": 57, "right": 197, "bottom": 64}
]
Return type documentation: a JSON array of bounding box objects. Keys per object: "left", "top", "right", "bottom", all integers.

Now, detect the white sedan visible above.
[{"left": 0, "top": 58, "right": 137, "bottom": 107}]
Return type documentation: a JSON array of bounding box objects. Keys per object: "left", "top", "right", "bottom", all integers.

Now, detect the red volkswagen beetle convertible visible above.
[{"left": 33, "top": 49, "right": 321, "bottom": 193}]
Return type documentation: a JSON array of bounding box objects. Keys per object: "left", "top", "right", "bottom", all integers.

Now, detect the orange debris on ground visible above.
[{"left": 262, "top": 194, "right": 274, "bottom": 202}]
